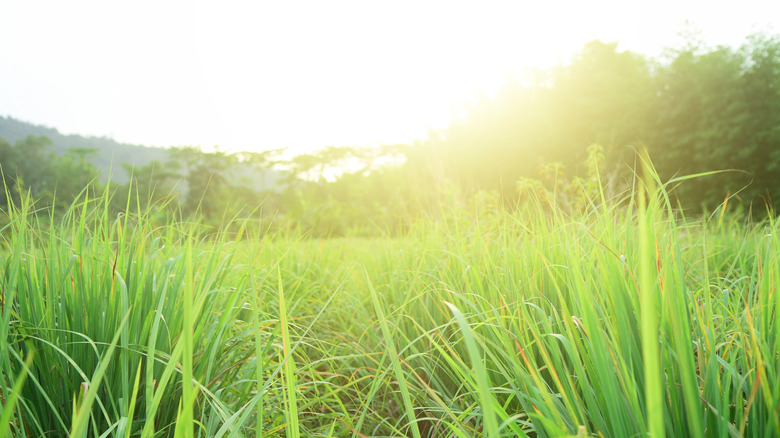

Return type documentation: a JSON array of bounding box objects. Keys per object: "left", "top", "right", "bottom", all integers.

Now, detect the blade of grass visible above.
[
  {"left": 444, "top": 301, "right": 499, "bottom": 438},
  {"left": 71, "top": 311, "right": 131, "bottom": 438},
  {"left": 0, "top": 351, "right": 34, "bottom": 437},
  {"left": 278, "top": 267, "right": 300, "bottom": 438},
  {"left": 175, "top": 241, "right": 196, "bottom": 438},
  {"left": 121, "top": 358, "right": 143, "bottom": 438},
  {"left": 638, "top": 151, "right": 665, "bottom": 438},
  {"left": 365, "top": 269, "right": 422, "bottom": 438}
]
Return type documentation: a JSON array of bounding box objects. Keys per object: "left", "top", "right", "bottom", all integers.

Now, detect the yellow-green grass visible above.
[{"left": 1, "top": 178, "right": 779, "bottom": 437}]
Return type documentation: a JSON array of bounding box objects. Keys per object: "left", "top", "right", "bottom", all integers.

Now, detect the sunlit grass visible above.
[{"left": 1, "top": 171, "right": 779, "bottom": 437}]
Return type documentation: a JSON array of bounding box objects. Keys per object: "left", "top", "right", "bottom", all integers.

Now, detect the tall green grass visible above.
[{"left": 1, "top": 171, "right": 779, "bottom": 437}]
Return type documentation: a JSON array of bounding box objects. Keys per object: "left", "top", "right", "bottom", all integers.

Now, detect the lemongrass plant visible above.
[
  {"left": 0, "top": 187, "right": 337, "bottom": 437},
  {"left": 1, "top": 161, "right": 778, "bottom": 437}
]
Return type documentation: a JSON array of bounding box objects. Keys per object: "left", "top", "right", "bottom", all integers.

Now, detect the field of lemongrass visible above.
[{"left": 1, "top": 175, "right": 779, "bottom": 437}]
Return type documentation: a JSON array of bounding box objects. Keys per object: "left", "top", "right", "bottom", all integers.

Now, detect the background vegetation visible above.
[
  {"left": 1, "top": 33, "right": 780, "bottom": 437},
  {"left": 2, "top": 33, "right": 780, "bottom": 234}
]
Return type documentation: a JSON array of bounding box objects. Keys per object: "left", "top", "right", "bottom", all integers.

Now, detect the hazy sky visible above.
[{"left": 1, "top": 1, "right": 777, "bottom": 154}]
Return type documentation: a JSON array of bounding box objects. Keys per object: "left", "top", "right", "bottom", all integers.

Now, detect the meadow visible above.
[{"left": 1, "top": 166, "right": 779, "bottom": 437}]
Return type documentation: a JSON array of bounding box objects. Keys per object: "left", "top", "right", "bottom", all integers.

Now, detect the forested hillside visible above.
[
  {"left": 0, "top": 119, "right": 284, "bottom": 222},
  {"left": 431, "top": 34, "right": 780, "bottom": 208},
  {"left": 0, "top": 116, "right": 168, "bottom": 183}
]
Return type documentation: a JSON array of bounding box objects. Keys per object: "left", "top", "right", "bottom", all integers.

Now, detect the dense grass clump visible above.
[{"left": 1, "top": 173, "right": 779, "bottom": 437}]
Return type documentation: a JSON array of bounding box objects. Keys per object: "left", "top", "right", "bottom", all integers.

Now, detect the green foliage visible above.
[
  {"left": 0, "top": 115, "right": 170, "bottom": 184},
  {"left": 3, "top": 166, "right": 780, "bottom": 436},
  {"left": 0, "top": 191, "right": 297, "bottom": 436},
  {"left": 424, "top": 33, "right": 780, "bottom": 212},
  {"left": 4, "top": 30, "right": 780, "bottom": 438},
  {"left": 516, "top": 144, "right": 613, "bottom": 214},
  {"left": 0, "top": 135, "right": 103, "bottom": 213},
  {"left": 5, "top": 31, "right": 780, "bottom": 233}
]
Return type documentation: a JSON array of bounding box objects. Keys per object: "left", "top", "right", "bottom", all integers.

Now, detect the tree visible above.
[
  {"left": 739, "top": 33, "right": 780, "bottom": 206},
  {"left": 53, "top": 148, "right": 101, "bottom": 207},
  {"left": 0, "top": 137, "right": 17, "bottom": 206},
  {"left": 429, "top": 41, "right": 654, "bottom": 197},
  {"left": 13, "top": 135, "right": 56, "bottom": 198}
]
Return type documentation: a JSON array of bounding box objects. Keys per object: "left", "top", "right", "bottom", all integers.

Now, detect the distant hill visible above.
[
  {"left": 0, "top": 115, "right": 283, "bottom": 191},
  {"left": 0, "top": 115, "right": 170, "bottom": 183}
]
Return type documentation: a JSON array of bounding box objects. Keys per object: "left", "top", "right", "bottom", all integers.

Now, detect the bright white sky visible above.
[{"left": 0, "top": 1, "right": 776, "bottom": 154}]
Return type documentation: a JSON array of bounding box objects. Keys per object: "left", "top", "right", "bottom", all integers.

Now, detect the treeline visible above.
[
  {"left": 2, "top": 33, "right": 779, "bottom": 234},
  {"left": 0, "top": 138, "right": 282, "bottom": 226},
  {"left": 0, "top": 135, "right": 99, "bottom": 210},
  {"left": 0, "top": 136, "right": 421, "bottom": 235},
  {"left": 0, "top": 115, "right": 170, "bottom": 183},
  {"left": 433, "top": 32, "right": 780, "bottom": 208}
]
